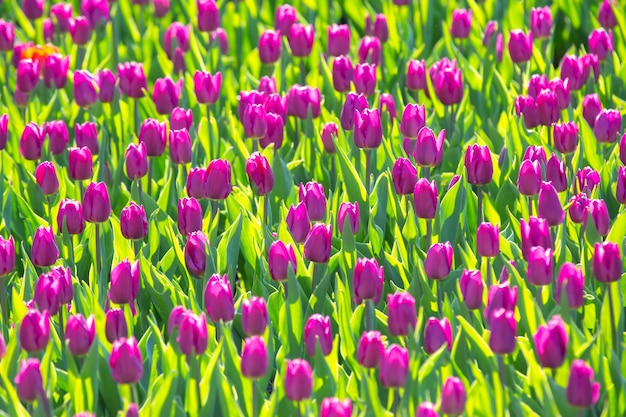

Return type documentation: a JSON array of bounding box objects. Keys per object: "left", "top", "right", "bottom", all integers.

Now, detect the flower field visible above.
[{"left": 0, "top": 0, "right": 625, "bottom": 415}]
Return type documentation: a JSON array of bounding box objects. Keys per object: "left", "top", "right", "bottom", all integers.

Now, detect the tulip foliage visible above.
[{"left": 0, "top": 0, "right": 626, "bottom": 416}]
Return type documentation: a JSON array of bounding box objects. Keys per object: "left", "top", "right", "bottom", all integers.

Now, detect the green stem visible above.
[
  {"left": 312, "top": 262, "right": 318, "bottom": 293},
  {"left": 58, "top": 308, "right": 65, "bottom": 350},
  {"left": 486, "top": 258, "right": 492, "bottom": 287},
  {"left": 299, "top": 58, "right": 306, "bottom": 86},
  {"left": 130, "top": 383, "right": 137, "bottom": 404},
  {"left": 76, "top": 46, "right": 85, "bottom": 70},
  {"left": 134, "top": 98, "right": 140, "bottom": 136},
  {"left": 477, "top": 185, "right": 483, "bottom": 225},
  {"left": 147, "top": 158, "right": 153, "bottom": 196},
  {"left": 0, "top": 278, "right": 7, "bottom": 333},
  {"left": 252, "top": 379, "right": 258, "bottom": 417},
  {"left": 194, "top": 355, "right": 202, "bottom": 407},
  {"left": 365, "top": 150, "right": 372, "bottom": 195},
  {"left": 498, "top": 354, "right": 506, "bottom": 384},
  {"left": 426, "top": 219, "right": 432, "bottom": 249},
  {"left": 95, "top": 223, "right": 101, "bottom": 275},
  {"left": 46, "top": 196, "right": 53, "bottom": 227},
  {"left": 437, "top": 280, "right": 443, "bottom": 317},
  {"left": 68, "top": 236, "right": 76, "bottom": 277},
  {"left": 136, "top": 177, "right": 143, "bottom": 207},
  {"left": 365, "top": 299, "right": 375, "bottom": 331},
  {"left": 607, "top": 283, "right": 617, "bottom": 352}
]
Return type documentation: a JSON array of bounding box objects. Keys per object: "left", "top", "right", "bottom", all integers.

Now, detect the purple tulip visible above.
[
  {"left": 508, "top": 30, "right": 533, "bottom": 63},
  {"left": 387, "top": 292, "right": 417, "bottom": 336},
  {"left": 327, "top": 24, "right": 350, "bottom": 57},
  {"left": 530, "top": 6, "right": 552, "bottom": 39},
  {"left": 450, "top": 9, "right": 472, "bottom": 39},
  {"left": 423, "top": 317, "right": 452, "bottom": 354},
  {"left": 204, "top": 273, "right": 234, "bottom": 323}
]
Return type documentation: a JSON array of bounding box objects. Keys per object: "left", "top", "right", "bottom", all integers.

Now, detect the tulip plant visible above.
[{"left": 0, "top": 0, "right": 625, "bottom": 416}]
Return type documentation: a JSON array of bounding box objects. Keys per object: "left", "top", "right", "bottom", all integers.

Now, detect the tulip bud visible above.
[
  {"left": 268, "top": 240, "right": 297, "bottom": 282},
  {"left": 523, "top": 145, "right": 546, "bottom": 165},
  {"left": 476, "top": 222, "right": 499, "bottom": 257},
  {"left": 353, "top": 258, "right": 384, "bottom": 304},
  {"left": 83, "top": 182, "right": 111, "bottom": 223},
  {"left": 245, "top": 152, "right": 274, "bottom": 196},
  {"left": 0, "top": 20, "right": 15, "bottom": 52},
  {"left": 177, "top": 198, "right": 202, "bottom": 236},
  {"left": 459, "top": 269, "right": 484, "bottom": 310},
  {"left": 286, "top": 202, "right": 311, "bottom": 244},
  {"left": 186, "top": 168, "right": 207, "bottom": 200},
  {"left": 15, "top": 359, "right": 44, "bottom": 403},
  {"left": 484, "top": 282, "right": 518, "bottom": 326},
  {"left": 545, "top": 157, "right": 567, "bottom": 195},
  {"left": 356, "top": 331, "right": 385, "bottom": 368},
  {"left": 566, "top": 360, "right": 600, "bottom": 408},
  {"left": 321, "top": 122, "right": 338, "bottom": 154},
  {"left": 576, "top": 167, "right": 601, "bottom": 195},
  {"left": 406, "top": 59, "right": 428, "bottom": 92},
  {"left": 358, "top": 36, "right": 381, "bottom": 65},
  {"left": 589, "top": 199, "right": 609, "bottom": 236},
  {"left": 118, "top": 62, "right": 147, "bottom": 99},
  {"left": 258, "top": 76, "right": 277, "bottom": 95},
  {"left": 152, "top": 77, "right": 182, "bottom": 115},
  {"left": 423, "top": 317, "right": 452, "bottom": 354},
  {"left": 285, "top": 359, "right": 313, "bottom": 401},
  {"left": 515, "top": 96, "right": 539, "bottom": 129},
  {"left": 274, "top": 4, "right": 296, "bottom": 35},
  {"left": 582, "top": 94, "right": 602, "bottom": 128},
  {"left": 120, "top": 203, "right": 148, "bottom": 241},
  {"left": 74, "top": 70, "right": 98, "bottom": 109},
  {"left": 20, "top": 309, "right": 50, "bottom": 352},
  {"left": 588, "top": 29, "right": 613, "bottom": 61},
  {"left": 177, "top": 312, "right": 208, "bottom": 356},
  {"left": 450, "top": 9, "right": 472, "bottom": 39},
  {"left": 553, "top": 122, "right": 578, "bottom": 154},
  {"left": 534, "top": 315, "right": 568, "bottom": 369},
  {"left": 424, "top": 242, "right": 453, "bottom": 280},
  {"left": 387, "top": 292, "right": 417, "bottom": 336},
  {"left": 35, "top": 161, "right": 59, "bottom": 196},
  {"left": 414, "top": 128, "right": 444, "bottom": 168},
  {"left": 555, "top": 263, "right": 584, "bottom": 309},
  {"left": 354, "top": 108, "right": 383, "bottom": 149},
  {"left": 354, "top": 63, "right": 376, "bottom": 96},
  {"left": 81, "top": 0, "right": 110, "bottom": 28},
  {"left": 68, "top": 146, "right": 93, "bottom": 181},
  {"left": 527, "top": 246, "right": 553, "bottom": 286},
  {"left": 20, "top": 122, "right": 45, "bottom": 161},
  {"left": 464, "top": 144, "right": 493, "bottom": 185},
  {"left": 43, "top": 120, "right": 69, "bottom": 155},
  {"left": 304, "top": 314, "right": 332, "bottom": 357},
  {"left": 260, "top": 112, "right": 285, "bottom": 149},
  {"left": 109, "top": 337, "right": 144, "bottom": 384},
  {"left": 529, "top": 75, "right": 548, "bottom": 99},
  {"left": 433, "top": 64, "right": 464, "bottom": 106},
  {"left": 288, "top": 24, "right": 314, "bottom": 57},
  {"left": 109, "top": 259, "right": 140, "bottom": 305},
  {"left": 536, "top": 89, "right": 559, "bottom": 126},
  {"left": 617, "top": 167, "right": 626, "bottom": 205},
  {"left": 66, "top": 314, "right": 96, "bottom": 356},
  {"left": 31, "top": 226, "right": 59, "bottom": 267},
  {"left": 538, "top": 182, "right": 565, "bottom": 226},
  {"left": 489, "top": 308, "right": 517, "bottom": 354},
  {"left": 241, "top": 336, "right": 268, "bottom": 379},
  {"left": 337, "top": 202, "right": 360, "bottom": 235},
  {"left": 598, "top": 0, "right": 617, "bottom": 29},
  {"left": 508, "top": 30, "right": 533, "bottom": 63},
  {"left": 17, "top": 59, "right": 39, "bottom": 94},
  {"left": 594, "top": 109, "right": 622, "bottom": 143},
  {"left": 549, "top": 78, "right": 570, "bottom": 110},
  {"left": 593, "top": 241, "right": 622, "bottom": 283},
  {"left": 185, "top": 231, "right": 209, "bottom": 277},
  {"left": 197, "top": 0, "right": 220, "bottom": 32},
  {"left": 170, "top": 108, "right": 193, "bottom": 131},
  {"left": 286, "top": 84, "right": 321, "bottom": 119},
  {"left": 138, "top": 119, "right": 167, "bottom": 157},
  {"left": 242, "top": 297, "right": 268, "bottom": 336},
  {"left": 340, "top": 92, "right": 368, "bottom": 131},
  {"left": 331, "top": 55, "right": 354, "bottom": 93},
  {"left": 327, "top": 24, "right": 350, "bottom": 57},
  {"left": 391, "top": 158, "right": 417, "bottom": 195},
  {"left": 380, "top": 344, "right": 409, "bottom": 388},
  {"left": 440, "top": 377, "right": 467, "bottom": 415},
  {"left": 34, "top": 270, "right": 63, "bottom": 315},
  {"left": 400, "top": 104, "right": 426, "bottom": 139},
  {"left": 299, "top": 182, "right": 326, "bottom": 221},
  {"left": 205, "top": 274, "right": 234, "bottom": 322},
  {"left": 320, "top": 398, "right": 352, "bottom": 417},
  {"left": 520, "top": 217, "right": 552, "bottom": 260},
  {"left": 416, "top": 402, "right": 439, "bottom": 417},
  {"left": 0, "top": 236, "right": 16, "bottom": 277},
  {"left": 530, "top": 6, "right": 552, "bottom": 40},
  {"left": 204, "top": 159, "right": 232, "bottom": 200},
  {"left": 239, "top": 90, "right": 265, "bottom": 119},
  {"left": 105, "top": 308, "right": 128, "bottom": 343},
  {"left": 304, "top": 223, "right": 332, "bottom": 264},
  {"left": 124, "top": 142, "right": 148, "bottom": 180},
  {"left": 258, "top": 30, "right": 281, "bottom": 64},
  {"left": 194, "top": 71, "right": 222, "bottom": 105},
  {"left": 243, "top": 104, "right": 267, "bottom": 139},
  {"left": 413, "top": 179, "right": 438, "bottom": 219},
  {"left": 169, "top": 129, "right": 192, "bottom": 165}
]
